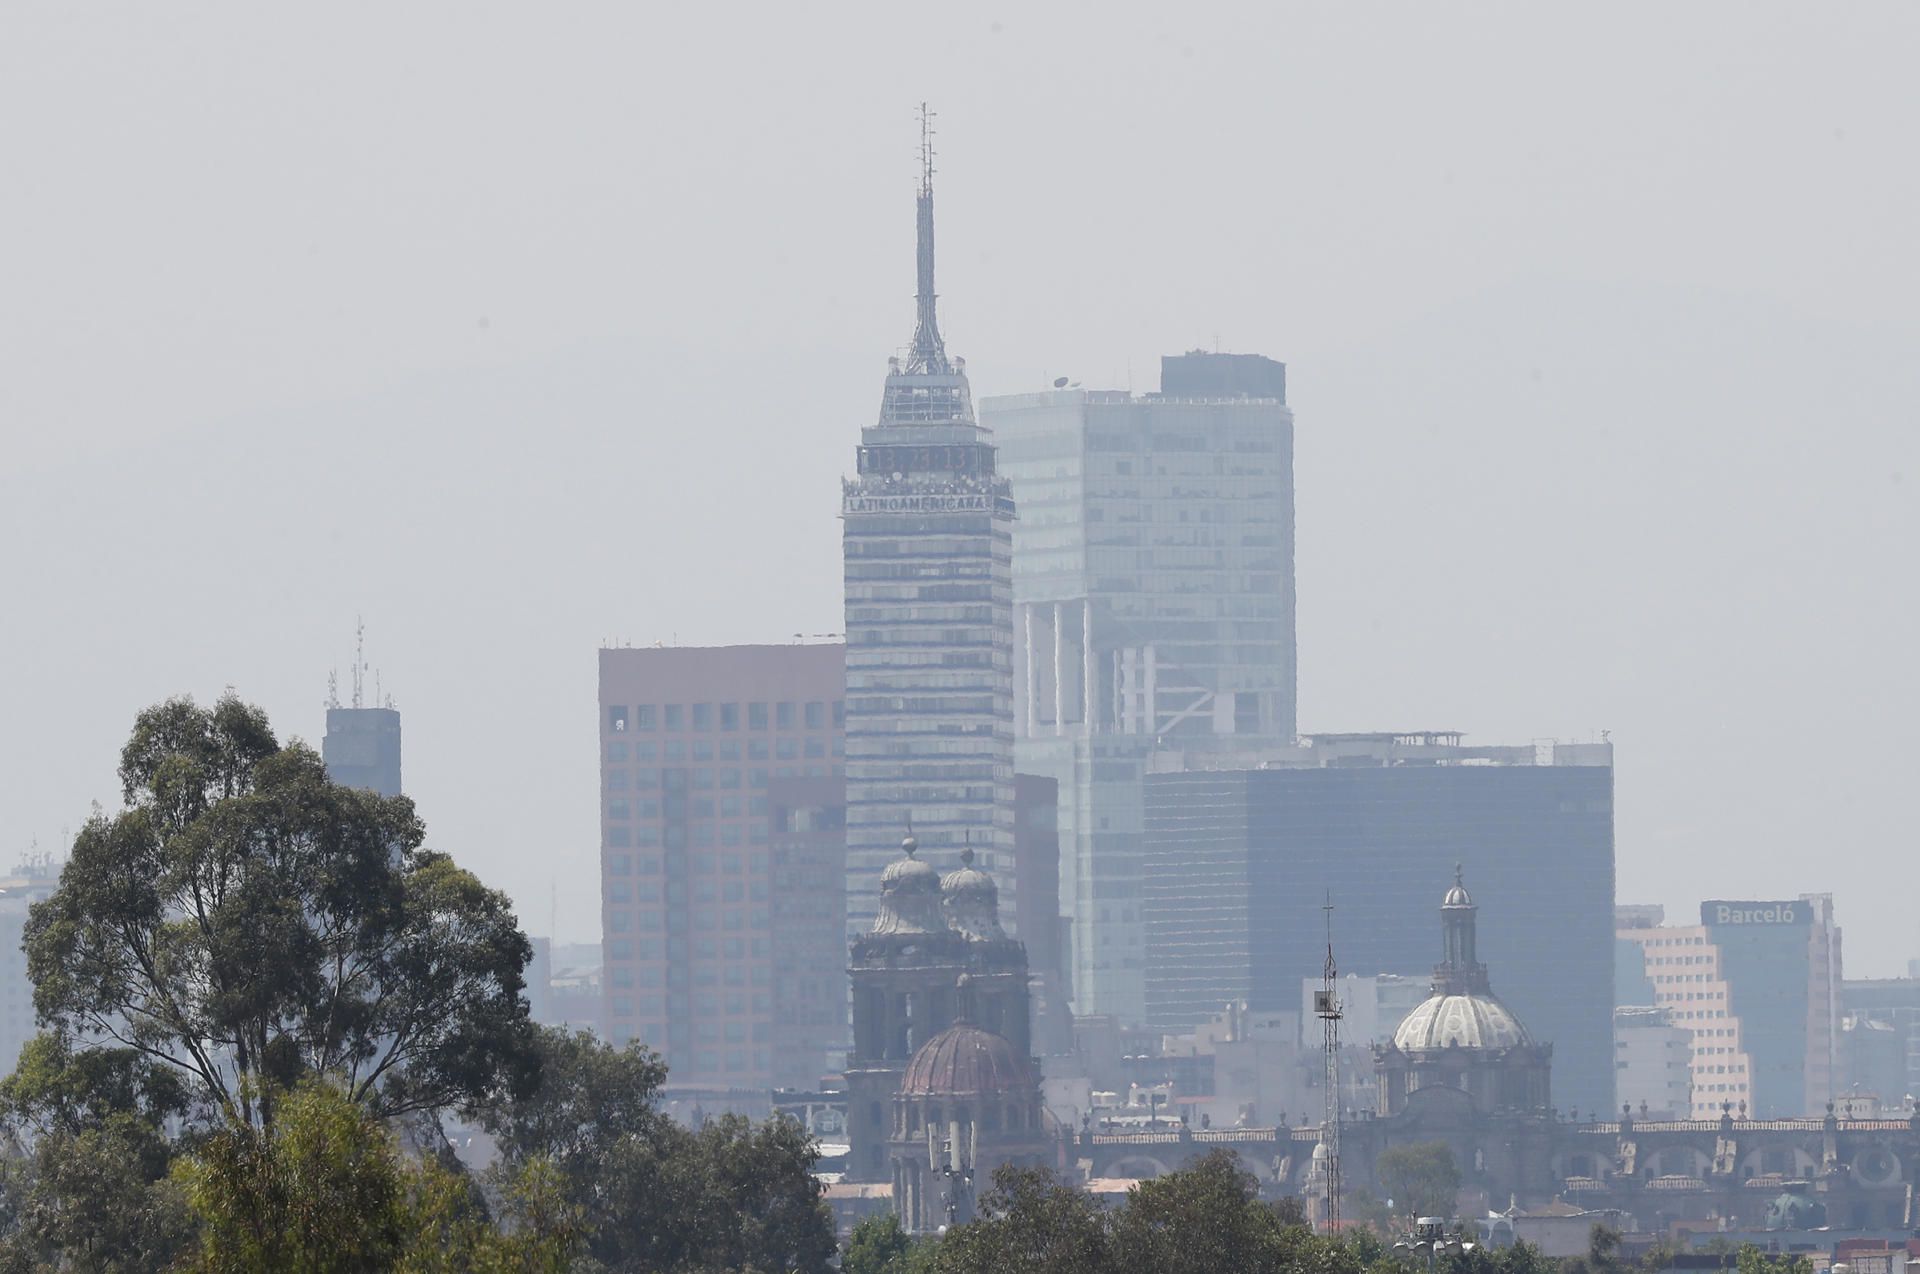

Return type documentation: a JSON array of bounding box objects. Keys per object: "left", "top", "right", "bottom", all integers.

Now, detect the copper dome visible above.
[{"left": 899, "top": 1022, "right": 1031, "bottom": 1099}]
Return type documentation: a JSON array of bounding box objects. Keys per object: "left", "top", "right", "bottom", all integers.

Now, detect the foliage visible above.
[
  {"left": 1375, "top": 1142, "right": 1463, "bottom": 1221},
  {"left": 1736, "top": 1244, "right": 1815, "bottom": 1274},
  {"left": 485, "top": 1025, "right": 835, "bottom": 1273},
  {"left": 900, "top": 1153, "right": 1374, "bottom": 1274},
  {"left": 0, "top": 1033, "right": 196, "bottom": 1271},
  {"left": 846, "top": 1212, "right": 930, "bottom": 1274},
  {"left": 928, "top": 1165, "right": 1115, "bottom": 1274},
  {"left": 172, "top": 1079, "right": 579, "bottom": 1274},
  {"left": 25, "top": 695, "right": 537, "bottom": 1129},
  {"left": 0, "top": 1116, "right": 194, "bottom": 1272}
]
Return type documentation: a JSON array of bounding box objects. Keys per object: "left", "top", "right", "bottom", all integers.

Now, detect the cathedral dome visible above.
[
  {"left": 940, "top": 844, "right": 1006, "bottom": 942},
  {"left": 1392, "top": 991, "right": 1533, "bottom": 1052},
  {"left": 871, "top": 830, "right": 946, "bottom": 936},
  {"left": 900, "top": 1021, "right": 1031, "bottom": 1099}
]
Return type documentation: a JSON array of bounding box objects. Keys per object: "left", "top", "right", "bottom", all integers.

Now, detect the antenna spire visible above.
[{"left": 906, "top": 102, "right": 949, "bottom": 374}]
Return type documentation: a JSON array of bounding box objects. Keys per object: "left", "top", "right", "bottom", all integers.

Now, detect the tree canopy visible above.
[
  {"left": 23, "top": 695, "right": 537, "bottom": 1128},
  {"left": 1375, "top": 1141, "right": 1463, "bottom": 1221}
]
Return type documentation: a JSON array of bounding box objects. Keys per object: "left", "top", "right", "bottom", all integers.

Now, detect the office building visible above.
[
  {"left": 983, "top": 351, "right": 1296, "bottom": 1023},
  {"left": 1843, "top": 974, "right": 1920, "bottom": 1103},
  {"left": 841, "top": 140, "right": 1015, "bottom": 941},
  {"left": 322, "top": 705, "right": 401, "bottom": 796},
  {"left": 0, "top": 855, "right": 60, "bottom": 1076},
  {"left": 1616, "top": 897, "right": 1842, "bottom": 1118},
  {"left": 599, "top": 643, "right": 846, "bottom": 1088},
  {"left": 1613, "top": 1006, "right": 1692, "bottom": 1119},
  {"left": 1141, "top": 733, "right": 1615, "bottom": 1114},
  {"left": 768, "top": 775, "right": 848, "bottom": 1090}
]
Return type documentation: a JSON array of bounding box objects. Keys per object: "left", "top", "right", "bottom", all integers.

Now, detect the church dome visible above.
[
  {"left": 871, "top": 830, "right": 946, "bottom": 936},
  {"left": 1392, "top": 991, "right": 1532, "bottom": 1052},
  {"left": 900, "top": 1021, "right": 1031, "bottom": 1098},
  {"left": 940, "top": 844, "right": 1006, "bottom": 941}
]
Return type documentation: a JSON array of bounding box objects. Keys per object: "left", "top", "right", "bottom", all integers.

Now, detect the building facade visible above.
[
  {"left": 598, "top": 643, "right": 846, "bottom": 1089},
  {"left": 983, "top": 352, "right": 1296, "bottom": 1024},
  {"left": 322, "top": 705, "right": 402, "bottom": 796},
  {"left": 841, "top": 145, "right": 1015, "bottom": 944},
  {"left": 1617, "top": 897, "right": 1842, "bottom": 1119},
  {"left": 1141, "top": 734, "right": 1616, "bottom": 1115},
  {"left": 1614, "top": 1006, "right": 1693, "bottom": 1119},
  {"left": 0, "top": 856, "right": 60, "bottom": 1077},
  {"left": 845, "top": 830, "right": 1032, "bottom": 1184}
]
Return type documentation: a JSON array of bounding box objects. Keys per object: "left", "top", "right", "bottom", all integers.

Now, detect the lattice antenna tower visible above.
[
  {"left": 352, "top": 616, "right": 366, "bottom": 710},
  {"left": 1315, "top": 893, "right": 1342, "bottom": 1233},
  {"left": 918, "top": 101, "right": 936, "bottom": 196}
]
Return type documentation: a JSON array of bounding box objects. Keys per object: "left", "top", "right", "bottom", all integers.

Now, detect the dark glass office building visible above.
[
  {"left": 1143, "top": 735, "right": 1616, "bottom": 1114},
  {"left": 322, "top": 706, "right": 402, "bottom": 797}
]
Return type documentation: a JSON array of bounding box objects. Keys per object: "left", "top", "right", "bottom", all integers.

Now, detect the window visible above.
[
  {"left": 607, "top": 826, "right": 631, "bottom": 848},
  {"left": 608, "top": 706, "right": 629, "bottom": 732},
  {"left": 748, "top": 740, "right": 770, "bottom": 760},
  {"left": 749, "top": 703, "right": 768, "bottom": 730},
  {"left": 636, "top": 705, "right": 656, "bottom": 730},
  {"left": 608, "top": 800, "right": 630, "bottom": 821},
  {"left": 692, "top": 704, "right": 712, "bottom": 730},
  {"left": 664, "top": 704, "right": 683, "bottom": 731},
  {"left": 720, "top": 704, "right": 739, "bottom": 731},
  {"left": 606, "top": 740, "right": 629, "bottom": 762},
  {"left": 776, "top": 702, "right": 795, "bottom": 729},
  {"left": 805, "top": 702, "right": 825, "bottom": 729}
]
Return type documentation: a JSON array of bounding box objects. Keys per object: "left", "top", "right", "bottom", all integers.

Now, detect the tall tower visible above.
[
  {"left": 983, "top": 352, "right": 1295, "bottom": 1023},
  {"left": 841, "top": 107, "right": 1016, "bottom": 939}
]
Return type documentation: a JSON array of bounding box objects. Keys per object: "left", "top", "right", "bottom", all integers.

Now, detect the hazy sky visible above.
[{"left": 4, "top": 6, "right": 1916, "bottom": 972}]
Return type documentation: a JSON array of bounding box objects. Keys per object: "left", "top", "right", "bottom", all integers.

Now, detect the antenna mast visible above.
[
  {"left": 1316, "top": 894, "right": 1342, "bottom": 1234},
  {"left": 352, "top": 616, "right": 365, "bottom": 710}
]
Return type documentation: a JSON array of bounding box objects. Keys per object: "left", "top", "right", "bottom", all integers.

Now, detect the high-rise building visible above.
[
  {"left": 322, "top": 706, "right": 402, "bottom": 796},
  {"left": 983, "top": 352, "right": 1296, "bottom": 1023},
  {"left": 0, "top": 855, "right": 60, "bottom": 1076},
  {"left": 768, "top": 775, "right": 848, "bottom": 1090},
  {"left": 1842, "top": 974, "right": 1920, "bottom": 1103},
  {"left": 598, "top": 643, "right": 846, "bottom": 1088},
  {"left": 1141, "top": 733, "right": 1616, "bottom": 1115},
  {"left": 841, "top": 126, "right": 1015, "bottom": 941},
  {"left": 1615, "top": 896, "right": 1843, "bottom": 1119}
]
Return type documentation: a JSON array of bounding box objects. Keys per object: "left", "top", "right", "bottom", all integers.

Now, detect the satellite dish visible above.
[{"left": 1053, "top": 376, "right": 1069, "bottom": 388}]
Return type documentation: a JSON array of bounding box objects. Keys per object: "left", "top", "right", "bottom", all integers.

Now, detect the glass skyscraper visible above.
[
  {"left": 982, "top": 352, "right": 1296, "bottom": 1022},
  {"left": 840, "top": 140, "right": 1015, "bottom": 940}
]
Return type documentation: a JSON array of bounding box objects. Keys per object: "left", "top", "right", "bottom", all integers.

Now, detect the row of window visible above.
[
  {"left": 607, "top": 701, "right": 841, "bottom": 733},
  {"left": 609, "top": 796, "right": 768, "bottom": 821},
  {"left": 606, "top": 937, "right": 773, "bottom": 963},
  {"left": 607, "top": 737, "right": 841, "bottom": 763},
  {"left": 606, "top": 908, "right": 770, "bottom": 932}
]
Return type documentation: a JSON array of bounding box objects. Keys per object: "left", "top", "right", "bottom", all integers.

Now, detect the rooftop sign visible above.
[{"left": 1702, "top": 900, "right": 1809, "bottom": 927}]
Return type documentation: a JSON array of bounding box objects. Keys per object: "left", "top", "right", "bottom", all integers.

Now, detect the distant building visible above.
[
  {"left": 598, "top": 643, "right": 845, "bottom": 1088},
  {"left": 768, "top": 776, "right": 848, "bottom": 1090},
  {"left": 1843, "top": 974, "right": 1920, "bottom": 1102},
  {"left": 1614, "top": 1006, "right": 1692, "bottom": 1119},
  {"left": 322, "top": 706, "right": 402, "bottom": 796},
  {"left": 0, "top": 857, "right": 60, "bottom": 1075},
  {"left": 1616, "top": 896, "right": 1842, "bottom": 1118},
  {"left": 1141, "top": 733, "right": 1615, "bottom": 1115},
  {"left": 984, "top": 350, "right": 1296, "bottom": 1024},
  {"left": 1299, "top": 973, "right": 1431, "bottom": 1049},
  {"left": 840, "top": 140, "right": 1015, "bottom": 944}
]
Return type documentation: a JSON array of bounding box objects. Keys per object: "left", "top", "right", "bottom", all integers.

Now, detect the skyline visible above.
[{"left": 5, "top": 5, "right": 1918, "bottom": 972}]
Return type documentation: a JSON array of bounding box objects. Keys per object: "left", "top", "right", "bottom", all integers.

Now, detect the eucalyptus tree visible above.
[{"left": 23, "top": 695, "right": 537, "bottom": 1130}]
